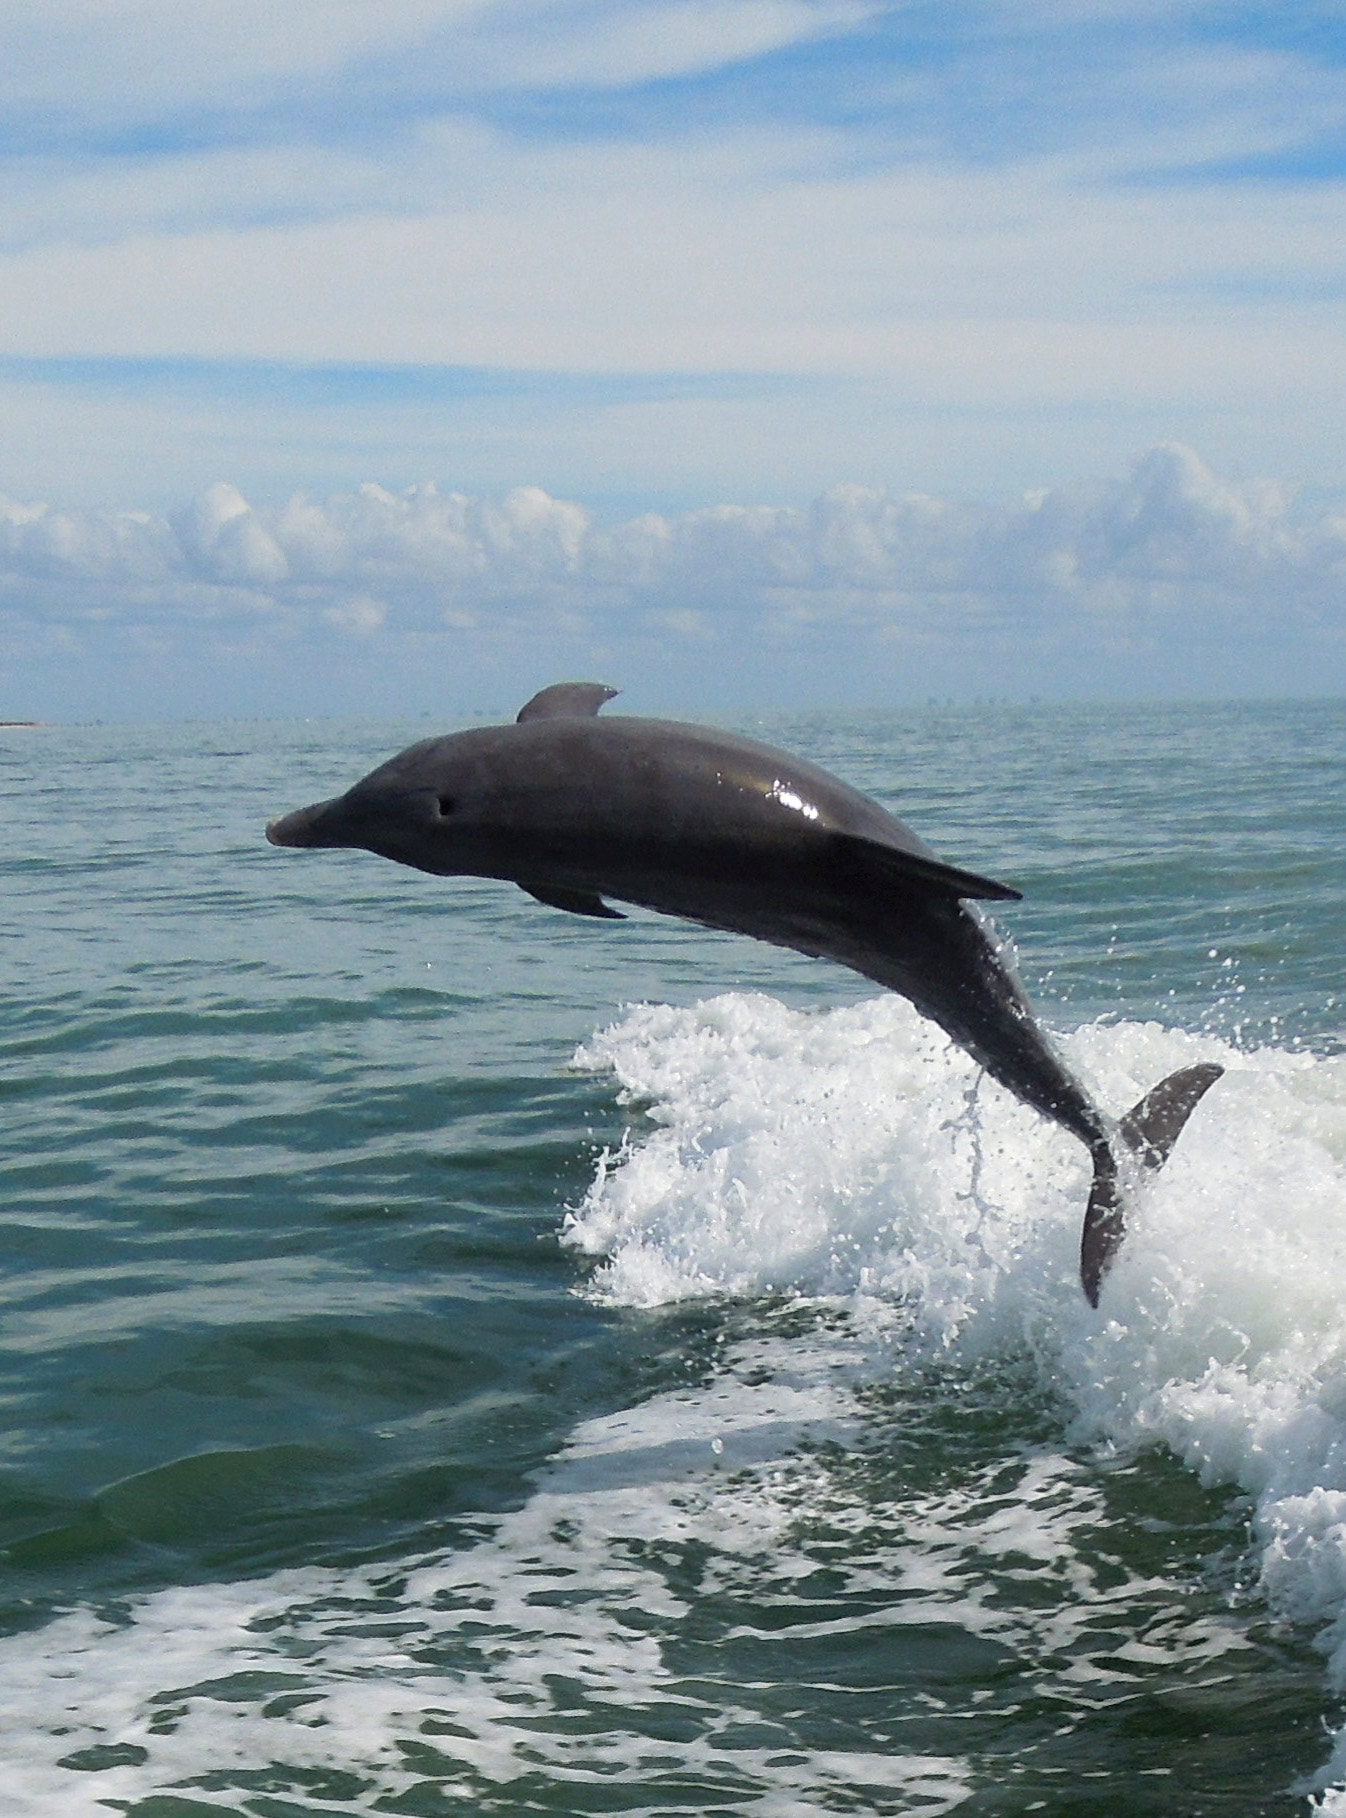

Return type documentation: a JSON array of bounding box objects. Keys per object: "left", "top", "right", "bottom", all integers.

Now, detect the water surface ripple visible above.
[{"left": 1, "top": 701, "right": 1343, "bottom": 1815}]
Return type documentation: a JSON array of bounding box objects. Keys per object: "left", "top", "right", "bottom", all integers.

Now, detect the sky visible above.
[{"left": 1, "top": 0, "right": 1344, "bottom": 719}]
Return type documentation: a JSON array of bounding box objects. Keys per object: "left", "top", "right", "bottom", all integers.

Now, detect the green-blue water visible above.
[{"left": 2, "top": 700, "right": 1344, "bottom": 1815}]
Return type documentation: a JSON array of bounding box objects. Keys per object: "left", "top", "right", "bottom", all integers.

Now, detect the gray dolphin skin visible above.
[{"left": 267, "top": 682, "right": 1222, "bottom": 1305}]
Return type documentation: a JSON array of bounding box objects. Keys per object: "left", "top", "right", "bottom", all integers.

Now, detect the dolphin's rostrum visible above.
[{"left": 267, "top": 682, "right": 1222, "bottom": 1304}]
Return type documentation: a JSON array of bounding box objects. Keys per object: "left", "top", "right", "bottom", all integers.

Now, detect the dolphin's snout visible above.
[
  {"left": 266, "top": 808, "right": 314, "bottom": 847},
  {"left": 265, "top": 797, "right": 347, "bottom": 848}
]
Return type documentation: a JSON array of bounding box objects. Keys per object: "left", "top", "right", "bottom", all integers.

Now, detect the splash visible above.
[
  {"left": 3, "top": 989, "right": 1345, "bottom": 1813},
  {"left": 568, "top": 990, "right": 1346, "bottom": 1805}
]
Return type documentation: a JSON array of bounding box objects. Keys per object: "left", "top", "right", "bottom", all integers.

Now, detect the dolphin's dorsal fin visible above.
[
  {"left": 837, "top": 834, "right": 1022, "bottom": 902},
  {"left": 516, "top": 683, "right": 619, "bottom": 724},
  {"left": 520, "top": 881, "right": 626, "bottom": 920}
]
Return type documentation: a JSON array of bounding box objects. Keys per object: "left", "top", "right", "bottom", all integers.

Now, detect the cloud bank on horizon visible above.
[
  {"left": 3, "top": 444, "right": 1343, "bottom": 719},
  {"left": 0, "top": 1, "right": 1343, "bottom": 712}
]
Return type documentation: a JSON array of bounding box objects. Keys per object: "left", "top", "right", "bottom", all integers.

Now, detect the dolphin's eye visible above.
[{"left": 437, "top": 795, "right": 456, "bottom": 817}]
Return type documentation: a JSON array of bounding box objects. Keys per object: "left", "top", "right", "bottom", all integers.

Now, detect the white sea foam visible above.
[
  {"left": 0, "top": 1322, "right": 1256, "bottom": 1816},
  {"left": 3, "top": 989, "right": 1346, "bottom": 1812},
  {"left": 0, "top": 1330, "right": 976, "bottom": 1816},
  {"left": 567, "top": 990, "right": 1346, "bottom": 1805}
]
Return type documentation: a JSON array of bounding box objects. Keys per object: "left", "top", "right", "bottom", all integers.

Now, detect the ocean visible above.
[{"left": 1, "top": 698, "right": 1344, "bottom": 1816}]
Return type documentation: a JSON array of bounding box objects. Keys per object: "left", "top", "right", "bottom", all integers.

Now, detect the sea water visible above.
[{"left": 0, "top": 699, "right": 1343, "bottom": 1816}]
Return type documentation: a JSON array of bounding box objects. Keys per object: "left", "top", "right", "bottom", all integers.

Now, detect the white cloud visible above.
[
  {"left": 0, "top": 0, "right": 869, "bottom": 131},
  {"left": 0, "top": 4, "right": 1342, "bottom": 526},
  {"left": 0, "top": 1, "right": 478, "bottom": 123},
  {"left": 0, "top": 6, "right": 1342, "bottom": 712},
  {"left": 0, "top": 134, "right": 1341, "bottom": 400},
  {"left": 323, "top": 593, "right": 388, "bottom": 635},
  {"left": 4, "top": 443, "right": 1345, "bottom": 723},
  {"left": 450, "top": 0, "right": 875, "bottom": 91},
  {"left": 2, "top": 448, "right": 1342, "bottom": 690}
]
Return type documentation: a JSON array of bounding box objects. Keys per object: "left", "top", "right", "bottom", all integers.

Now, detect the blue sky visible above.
[{"left": 1, "top": 1, "right": 1344, "bottom": 717}]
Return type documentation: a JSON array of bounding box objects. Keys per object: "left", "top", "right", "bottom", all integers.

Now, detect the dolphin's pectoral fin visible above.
[
  {"left": 837, "top": 834, "right": 1022, "bottom": 903},
  {"left": 520, "top": 881, "right": 626, "bottom": 919},
  {"left": 516, "top": 682, "right": 619, "bottom": 724},
  {"left": 1080, "top": 1061, "right": 1224, "bottom": 1306}
]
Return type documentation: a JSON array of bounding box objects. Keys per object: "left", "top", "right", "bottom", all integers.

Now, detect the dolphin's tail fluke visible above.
[{"left": 1080, "top": 1062, "right": 1225, "bottom": 1306}]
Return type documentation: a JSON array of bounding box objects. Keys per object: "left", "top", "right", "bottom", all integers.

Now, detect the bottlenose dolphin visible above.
[{"left": 267, "top": 682, "right": 1222, "bottom": 1304}]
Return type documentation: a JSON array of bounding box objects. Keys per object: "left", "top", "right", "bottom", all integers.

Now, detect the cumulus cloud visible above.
[{"left": 2, "top": 448, "right": 1342, "bottom": 686}]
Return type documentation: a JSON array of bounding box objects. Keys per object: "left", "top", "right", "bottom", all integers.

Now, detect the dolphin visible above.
[{"left": 267, "top": 682, "right": 1222, "bottom": 1304}]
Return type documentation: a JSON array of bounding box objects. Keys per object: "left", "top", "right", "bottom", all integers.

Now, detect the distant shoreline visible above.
[{"left": 0, "top": 720, "right": 41, "bottom": 728}]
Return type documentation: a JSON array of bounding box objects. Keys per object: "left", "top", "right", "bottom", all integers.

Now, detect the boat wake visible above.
[{"left": 567, "top": 990, "right": 1346, "bottom": 1808}]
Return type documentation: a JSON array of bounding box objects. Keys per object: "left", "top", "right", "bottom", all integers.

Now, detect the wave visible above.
[
  {"left": 0, "top": 1319, "right": 1275, "bottom": 1816},
  {"left": 566, "top": 990, "right": 1346, "bottom": 1806},
  {"left": 3, "top": 989, "right": 1345, "bottom": 1812}
]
